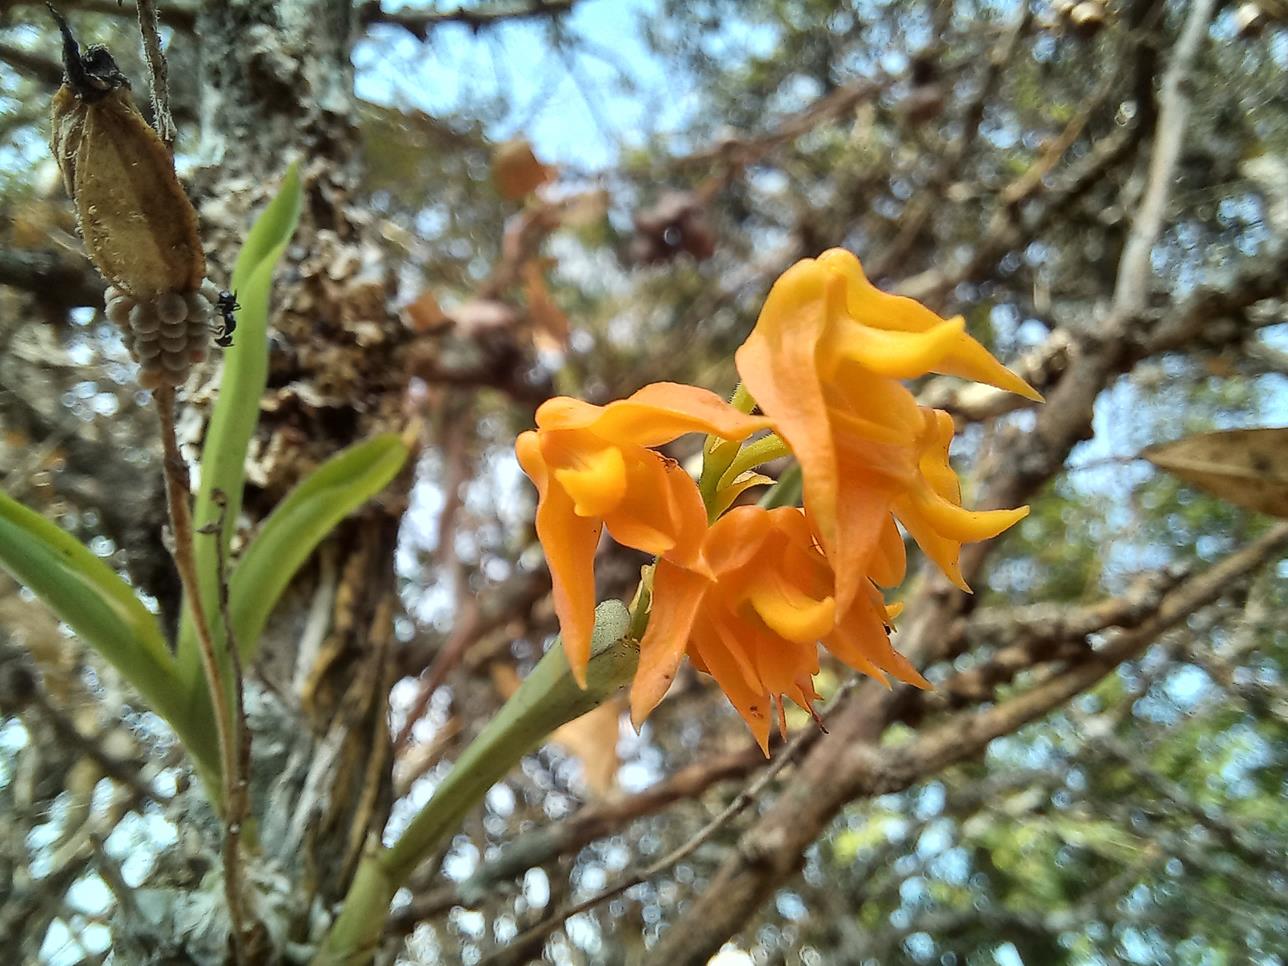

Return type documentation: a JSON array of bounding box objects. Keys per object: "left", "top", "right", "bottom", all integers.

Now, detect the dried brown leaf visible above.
[
  {"left": 405, "top": 289, "right": 449, "bottom": 332},
  {"left": 492, "top": 138, "right": 555, "bottom": 200},
  {"left": 1143, "top": 427, "right": 1288, "bottom": 518},
  {"left": 550, "top": 699, "right": 622, "bottom": 797},
  {"left": 521, "top": 260, "right": 571, "bottom": 352}
]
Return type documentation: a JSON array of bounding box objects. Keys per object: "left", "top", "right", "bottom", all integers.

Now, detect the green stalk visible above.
[
  {"left": 720, "top": 434, "right": 790, "bottom": 487},
  {"left": 315, "top": 601, "right": 636, "bottom": 965},
  {"left": 698, "top": 382, "right": 761, "bottom": 509}
]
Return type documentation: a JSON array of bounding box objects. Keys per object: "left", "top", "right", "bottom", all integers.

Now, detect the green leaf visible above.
[
  {"left": 318, "top": 601, "right": 637, "bottom": 963},
  {"left": 0, "top": 491, "right": 220, "bottom": 782},
  {"left": 228, "top": 432, "right": 410, "bottom": 661},
  {"left": 176, "top": 163, "right": 303, "bottom": 690}
]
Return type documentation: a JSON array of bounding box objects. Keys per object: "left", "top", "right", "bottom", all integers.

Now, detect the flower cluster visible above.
[{"left": 517, "top": 249, "right": 1040, "bottom": 752}]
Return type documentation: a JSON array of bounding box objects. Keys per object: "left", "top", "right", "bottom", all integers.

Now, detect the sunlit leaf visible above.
[
  {"left": 228, "top": 432, "right": 410, "bottom": 661},
  {"left": 1143, "top": 427, "right": 1288, "bottom": 518},
  {"left": 0, "top": 490, "right": 220, "bottom": 781},
  {"left": 176, "top": 163, "right": 303, "bottom": 690}
]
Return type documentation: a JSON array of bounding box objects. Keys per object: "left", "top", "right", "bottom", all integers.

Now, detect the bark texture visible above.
[{"left": 123, "top": 1, "right": 412, "bottom": 957}]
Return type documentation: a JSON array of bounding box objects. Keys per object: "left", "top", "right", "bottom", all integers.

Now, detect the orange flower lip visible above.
[
  {"left": 735, "top": 248, "right": 1035, "bottom": 611},
  {"left": 518, "top": 248, "right": 1036, "bottom": 749},
  {"left": 631, "top": 507, "right": 923, "bottom": 754},
  {"left": 517, "top": 383, "right": 772, "bottom": 685}
]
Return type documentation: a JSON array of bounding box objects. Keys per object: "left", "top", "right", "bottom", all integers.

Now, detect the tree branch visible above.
[
  {"left": 647, "top": 523, "right": 1288, "bottom": 964},
  {"left": 0, "top": 248, "right": 104, "bottom": 309},
  {"left": 358, "top": 0, "right": 576, "bottom": 40}
]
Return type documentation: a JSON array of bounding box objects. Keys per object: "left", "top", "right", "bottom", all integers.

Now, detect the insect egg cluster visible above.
[{"left": 105, "top": 282, "right": 220, "bottom": 389}]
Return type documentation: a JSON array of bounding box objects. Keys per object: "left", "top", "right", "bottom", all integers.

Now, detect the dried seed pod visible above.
[
  {"left": 47, "top": 8, "right": 205, "bottom": 299},
  {"left": 155, "top": 292, "right": 188, "bottom": 325},
  {"left": 128, "top": 303, "right": 161, "bottom": 335},
  {"left": 134, "top": 339, "right": 162, "bottom": 361}
]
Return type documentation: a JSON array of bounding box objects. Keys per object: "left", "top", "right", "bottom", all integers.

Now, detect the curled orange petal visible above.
[
  {"left": 736, "top": 261, "right": 839, "bottom": 550},
  {"left": 517, "top": 431, "right": 603, "bottom": 684},
  {"left": 539, "top": 382, "right": 773, "bottom": 447},
  {"left": 817, "top": 248, "right": 1042, "bottom": 400},
  {"left": 631, "top": 559, "right": 710, "bottom": 729}
]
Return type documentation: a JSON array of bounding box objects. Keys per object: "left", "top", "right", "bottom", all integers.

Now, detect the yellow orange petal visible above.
[
  {"left": 701, "top": 505, "right": 774, "bottom": 575},
  {"left": 691, "top": 616, "right": 773, "bottom": 755},
  {"left": 817, "top": 248, "right": 1042, "bottom": 400},
  {"left": 868, "top": 516, "right": 907, "bottom": 588},
  {"left": 892, "top": 502, "right": 971, "bottom": 591},
  {"left": 538, "top": 382, "right": 773, "bottom": 447},
  {"left": 703, "top": 609, "right": 765, "bottom": 696},
  {"left": 914, "top": 408, "right": 964, "bottom": 500},
  {"left": 517, "top": 431, "right": 603, "bottom": 685},
  {"left": 631, "top": 559, "right": 710, "bottom": 728},
  {"left": 552, "top": 443, "right": 627, "bottom": 518},
  {"left": 827, "top": 449, "right": 901, "bottom": 614},
  {"left": 931, "top": 332, "right": 1044, "bottom": 402},
  {"left": 736, "top": 261, "right": 839, "bottom": 549},
  {"left": 603, "top": 450, "right": 708, "bottom": 566},
  {"left": 823, "top": 313, "right": 968, "bottom": 379},
  {"left": 905, "top": 488, "right": 1030, "bottom": 545},
  {"left": 745, "top": 567, "right": 836, "bottom": 644},
  {"left": 828, "top": 588, "right": 930, "bottom": 690},
  {"left": 750, "top": 623, "right": 820, "bottom": 701},
  {"left": 533, "top": 395, "right": 604, "bottom": 431}
]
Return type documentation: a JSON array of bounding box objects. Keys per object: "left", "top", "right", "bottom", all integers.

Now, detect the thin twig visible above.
[
  {"left": 1110, "top": 0, "right": 1216, "bottom": 316},
  {"left": 483, "top": 681, "right": 857, "bottom": 965},
  {"left": 198, "top": 489, "right": 256, "bottom": 962},
  {"left": 133, "top": 0, "right": 175, "bottom": 148},
  {"left": 359, "top": 0, "right": 576, "bottom": 39},
  {"left": 30, "top": 690, "right": 169, "bottom": 808},
  {"left": 154, "top": 388, "right": 245, "bottom": 955}
]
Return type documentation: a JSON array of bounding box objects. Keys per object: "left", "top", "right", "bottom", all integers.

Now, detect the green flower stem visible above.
[
  {"left": 700, "top": 437, "right": 741, "bottom": 508},
  {"left": 315, "top": 601, "right": 637, "bottom": 965},
  {"left": 720, "top": 434, "right": 791, "bottom": 486},
  {"left": 698, "top": 383, "right": 761, "bottom": 511}
]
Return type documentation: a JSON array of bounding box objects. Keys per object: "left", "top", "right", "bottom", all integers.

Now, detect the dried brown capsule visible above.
[{"left": 47, "top": 7, "right": 205, "bottom": 299}]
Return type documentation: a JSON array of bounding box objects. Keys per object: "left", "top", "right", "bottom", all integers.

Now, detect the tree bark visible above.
[{"left": 108, "top": 2, "right": 415, "bottom": 958}]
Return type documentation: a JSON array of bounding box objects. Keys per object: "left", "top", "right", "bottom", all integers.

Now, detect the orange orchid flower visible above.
[
  {"left": 631, "top": 506, "right": 927, "bottom": 754},
  {"left": 516, "top": 383, "right": 773, "bottom": 684},
  {"left": 735, "top": 249, "right": 1038, "bottom": 604}
]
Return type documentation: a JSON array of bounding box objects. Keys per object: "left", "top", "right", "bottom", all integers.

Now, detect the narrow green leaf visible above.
[
  {"left": 177, "top": 163, "right": 303, "bottom": 690},
  {"left": 384, "top": 599, "right": 633, "bottom": 883},
  {"left": 318, "top": 601, "right": 636, "bottom": 963},
  {"left": 228, "top": 432, "right": 410, "bottom": 661},
  {"left": 0, "top": 491, "right": 220, "bottom": 782}
]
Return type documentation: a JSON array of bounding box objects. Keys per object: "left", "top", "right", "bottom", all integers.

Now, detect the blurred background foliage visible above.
[{"left": 1, "top": 0, "right": 1286, "bottom": 963}]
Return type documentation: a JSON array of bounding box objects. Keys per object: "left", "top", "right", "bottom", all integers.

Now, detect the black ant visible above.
[{"left": 215, "top": 290, "right": 239, "bottom": 348}]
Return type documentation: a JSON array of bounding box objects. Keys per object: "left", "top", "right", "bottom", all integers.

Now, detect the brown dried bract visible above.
[{"left": 48, "top": 8, "right": 205, "bottom": 298}]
